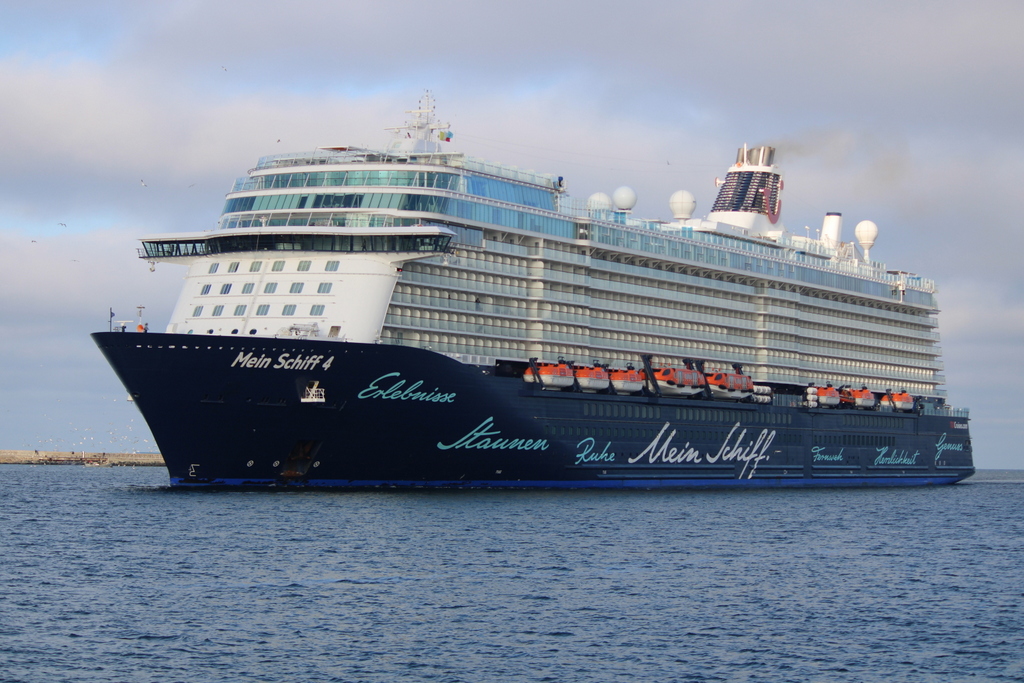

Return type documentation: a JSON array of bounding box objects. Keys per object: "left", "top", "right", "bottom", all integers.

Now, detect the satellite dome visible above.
[
  {"left": 854, "top": 220, "right": 879, "bottom": 247},
  {"left": 669, "top": 190, "right": 696, "bottom": 220},
  {"left": 587, "top": 192, "right": 613, "bottom": 212},
  {"left": 855, "top": 220, "right": 879, "bottom": 262},
  {"left": 612, "top": 186, "right": 637, "bottom": 211}
]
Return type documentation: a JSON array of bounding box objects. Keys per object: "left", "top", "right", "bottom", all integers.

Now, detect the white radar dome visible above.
[
  {"left": 854, "top": 220, "right": 878, "bottom": 247},
  {"left": 669, "top": 190, "right": 696, "bottom": 220},
  {"left": 612, "top": 186, "right": 637, "bottom": 211},
  {"left": 586, "top": 192, "right": 613, "bottom": 211},
  {"left": 855, "top": 220, "right": 879, "bottom": 262}
]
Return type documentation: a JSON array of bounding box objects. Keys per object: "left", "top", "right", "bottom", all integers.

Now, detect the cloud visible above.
[{"left": 0, "top": 226, "right": 179, "bottom": 451}]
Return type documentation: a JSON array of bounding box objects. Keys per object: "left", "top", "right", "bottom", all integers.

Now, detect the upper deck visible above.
[{"left": 213, "top": 146, "right": 935, "bottom": 309}]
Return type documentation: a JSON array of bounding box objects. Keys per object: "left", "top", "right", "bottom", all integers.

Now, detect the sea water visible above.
[{"left": 1, "top": 466, "right": 1021, "bottom": 683}]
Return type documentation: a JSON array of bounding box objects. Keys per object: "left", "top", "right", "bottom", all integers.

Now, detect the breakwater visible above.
[{"left": 0, "top": 450, "right": 164, "bottom": 467}]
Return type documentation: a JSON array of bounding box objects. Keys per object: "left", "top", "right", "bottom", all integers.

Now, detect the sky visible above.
[{"left": 0, "top": 0, "right": 1021, "bottom": 467}]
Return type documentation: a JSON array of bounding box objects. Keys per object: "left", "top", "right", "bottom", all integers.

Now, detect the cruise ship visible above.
[{"left": 94, "top": 95, "right": 974, "bottom": 487}]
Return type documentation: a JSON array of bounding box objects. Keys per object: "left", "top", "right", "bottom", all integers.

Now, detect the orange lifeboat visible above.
[
  {"left": 574, "top": 364, "right": 610, "bottom": 393},
  {"left": 885, "top": 389, "right": 915, "bottom": 412},
  {"left": 608, "top": 365, "right": 644, "bottom": 394},
  {"left": 704, "top": 364, "right": 754, "bottom": 401},
  {"left": 523, "top": 359, "right": 574, "bottom": 390},
  {"left": 813, "top": 383, "right": 841, "bottom": 407},
  {"left": 840, "top": 386, "right": 877, "bottom": 409},
  {"left": 652, "top": 366, "right": 706, "bottom": 397}
]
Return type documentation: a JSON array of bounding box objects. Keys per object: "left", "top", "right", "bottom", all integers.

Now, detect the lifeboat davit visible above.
[
  {"left": 523, "top": 360, "right": 574, "bottom": 390},
  {"left": 609, "top": 365, "right": 644, "bottom": 394},
  {"left": 886, "top": 390, "right": 915, "bottom": 412},
  {"left": 574, "top": 364, "right": 610, "bottom": 393},
  {"left": 704, "top": 364, "right": 754, "bottom": 401},
  {"left": 814, "top": 383, "right": 841, "bottom": 407},
  {"left": 841, "top": 386, "right": 877, "bottom": 409},
  {"left": 652, "top": 366, "right": 706, "bottom": 397}
]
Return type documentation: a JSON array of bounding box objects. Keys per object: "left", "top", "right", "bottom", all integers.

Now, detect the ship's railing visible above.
[
  {"left": 529, "top": 269, "right": 588, "bottom": 286},
  {"left": 400, "top": 270, "right": 530, "bottom": 298},
  {"left": 484, "top": 240, "right": 530, "bottom": 257},
  {"left": 554, "top": 199, "right": 933, "bottom": 286},
  {"left": 527, "top": 245, "right": 590, "bottom": 265},
  {"left": 921, "top": 404, "right": 969, "bottom": 418},
  {"left": 391, "top": 292, "right": 524, "bottom": 318},
  {"left": 454, "top": 157, "right": 558, "bottom": 187},
  {"left": 780, "top": 309, "right": 940, "bottom": 340},
  {"left": 759, "top": 298, "right": 940, "bottom": 329},
  {"left": 754, "top": 329, "right": 939, "bottom": 357},
  {"left": 217, "top": 187, "right": 926, "bottom": 299},
  {"left": 794, "top": 357, "right": 941, "bottom": 380},
  {"left": 216, "top": 198, "right": 935, "bottom": 302},
  {"left": 597, "top": 278, "right": 758, "bottom": 312},
  {"left": 238, "top": 149, "right": 939, "bottom": 295},
  {"left": 251, "top": 149, "right": 560, "bottom": 189},
  {"left": 591, "top": 259, "right": 755, "bottom": 294},
  {"left": 435, "top": 254, "right": 529, "bottom": 277}
]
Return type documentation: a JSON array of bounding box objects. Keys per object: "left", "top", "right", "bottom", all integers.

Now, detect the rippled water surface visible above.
[{"left": 1, "top": 466, "right": 1022, "bottom": 682}]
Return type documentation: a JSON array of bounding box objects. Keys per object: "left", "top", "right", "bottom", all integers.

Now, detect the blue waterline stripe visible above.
[{"left": 169, "top": 476, "right": 967, "bottom": 489}]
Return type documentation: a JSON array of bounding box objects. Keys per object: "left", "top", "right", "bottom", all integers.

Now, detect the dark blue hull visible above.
[{"left": 93, "top": 332, "right": 975, "bottom": 488}]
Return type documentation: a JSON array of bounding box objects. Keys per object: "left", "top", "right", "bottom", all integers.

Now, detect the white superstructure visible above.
[{"left": 141, "top": 95, "right": 946, "bottom": 397}]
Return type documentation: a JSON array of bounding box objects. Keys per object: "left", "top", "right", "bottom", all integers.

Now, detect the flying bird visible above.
[
  {"left": 140, "top": 180, "right": 147, "bottom": 187},
  {"left": 59, "top": 222, "right": 66, "bottom": 227},
  {"left": 188, "top": 183, "right": 195, "bottom": 188},
  {"left": 221, "top": 66, "right": 227, "bottom": 71}
]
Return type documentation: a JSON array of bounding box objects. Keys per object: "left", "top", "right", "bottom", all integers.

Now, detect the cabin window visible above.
[
  {"left": 249, "top": 261, "right": 262, "bottom": 272},
  {"left": 220, "top": 284, "right": 232, "bottom": 295},
  {"left": 228, "top": 262, "right": 240, "bottom": 273},
  {"left": 282, "top": 304, "right": 297, "bottom": 316},
  {"left": 325, "top": 261, "right": 340, "bottom": 272},
  {"left": 256, "top": 304, "right": 270, "bottom": 316},
  {"left": 241, "top": 283, "right": 254, "bottom": 294},
  {"left": 208, "top": 263, "right": 219, "bottom": 274},
  {"left": 297, "top": 260, "right": 311, "bottom": 272},
  {"left": 234, "top": 305, "right": 247, "bottom": 316},
  {"left": 289, "top": 282, "right": 304, "bottom": 294},
  {"left": 317, "top": 282, "right": 332, "bottom": 294},
  {"left": 212, "top": 305, "right": 224, "bottom": 316},
  {"left": 272, "top": 260, "right": 285, "bottom": 272},
  {"left": 264, "top": 282, "right": 277, "bottom": 293},
  {"left": 310, "top": 305, "right": 325, "bottom": 316},
  {"left": 192, "top": 306, "right": 203, "bottom": 316},
  {"left": 200, "top": 284, "right": 211, "bottom": 295}
]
